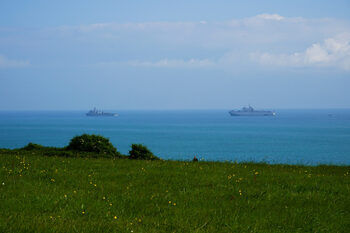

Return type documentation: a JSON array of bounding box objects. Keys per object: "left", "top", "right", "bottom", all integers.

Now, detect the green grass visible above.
[{"left": 0, "top": 150, "right": 349, "bottom": 232}]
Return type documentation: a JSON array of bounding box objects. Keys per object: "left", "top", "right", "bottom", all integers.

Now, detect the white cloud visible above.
[
  {"left": 251, "top": 33, "right": 350, "bottom": 70},
  {"left": 255, "top": 14, "right": 285, "bottom": 21},
  {"left": 0, "top": 55, "right": 30, "bottom": 68}
]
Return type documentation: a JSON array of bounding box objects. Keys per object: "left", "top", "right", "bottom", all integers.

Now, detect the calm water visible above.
[{"left": 0, "top": 110, "right": 350, "bottom": 165}]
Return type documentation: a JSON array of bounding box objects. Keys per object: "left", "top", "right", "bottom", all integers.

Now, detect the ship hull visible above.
[
  {"left": 229, "top": 111, "right": 275, "bottom": 116},
  {"left": 86, "top": 113, "right": 118, "bottom": 117},
  {"left": 86, "top": 108, "right": 118, "bottom": 117}
]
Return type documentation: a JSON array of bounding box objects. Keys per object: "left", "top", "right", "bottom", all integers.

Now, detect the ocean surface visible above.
[{"left": 0, "top": 109, "right": 350, "bottom": 165}]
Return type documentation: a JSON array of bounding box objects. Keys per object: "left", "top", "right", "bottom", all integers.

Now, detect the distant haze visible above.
[{"left": 1, "top": 0, "right": 350, "bottom": 110}]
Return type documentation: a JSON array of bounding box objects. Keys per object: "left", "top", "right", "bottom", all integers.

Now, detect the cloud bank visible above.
[
  {"left": 76, "top": 14, "right": 349, "bottom": 71},
  {"left": 2, "top": 14, "right": 350, "bottom": 71},
  {"left": 251, "top": 33, "right": 350, "bottom": 70},
  {"left": 256, "top": 14, "right": 285, "bottom": 21}
]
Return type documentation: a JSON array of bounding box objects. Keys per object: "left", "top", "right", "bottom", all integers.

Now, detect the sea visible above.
[{"left": 0, "top": 109, "right": 350, "bottom": 165}]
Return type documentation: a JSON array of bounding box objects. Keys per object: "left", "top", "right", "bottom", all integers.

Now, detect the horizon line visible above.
[{"left": 1, "top": 108, "right": 350, "bottom": 111}]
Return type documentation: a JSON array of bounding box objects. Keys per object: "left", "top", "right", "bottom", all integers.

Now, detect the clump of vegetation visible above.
[
  {"left": 66, "top": 134, "right": 121, "bottom": 157},
  {"left": 128, "top": 144, "right": 159, "bottom": 160},
  {"left": 16, "top": 135, "right": 161, "bottom": 160},
  {"left": 21, "top": 143, "right": 45, "bottom": 151},
  {"left": 20, "top": 143, "right": 85, "bottom": 157}
]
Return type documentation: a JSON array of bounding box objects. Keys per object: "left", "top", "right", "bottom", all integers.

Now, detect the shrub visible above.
[
  {"left": 66, "top": 134, "right": 121, "bottom": 157},
  {"left": 21, "top": 143, "right": 45, "bottom": 150},
  {"left": 128, "top": 144, "right": 159, "bottom": 160}
]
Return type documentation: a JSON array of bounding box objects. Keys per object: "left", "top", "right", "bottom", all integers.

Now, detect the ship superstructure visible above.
[
  {"left": 229, "top": 106, "right": 275, "bottom": 116},
  {"left": 86, "top": 108, "right": 118, "bottom": 117}
]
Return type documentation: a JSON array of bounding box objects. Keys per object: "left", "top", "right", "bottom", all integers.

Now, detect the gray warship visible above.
[
  {"left": 86, "top": 108, "right": 118, "bottom": 117},
  {"left": 229, "top": 106, "right": 275, "bottom": 116}
]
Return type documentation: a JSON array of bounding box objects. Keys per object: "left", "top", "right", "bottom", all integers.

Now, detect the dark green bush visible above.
[
  {"left": 128, "top": 144, "right": 159, "bottom": 160},
  {"left": 66, "top": 134, "right": 121, "bottom": 157},
  {"left": 21, "top": 143, "right": 45, "bottom": 150}
]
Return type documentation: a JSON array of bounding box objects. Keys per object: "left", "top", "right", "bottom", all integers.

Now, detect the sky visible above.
[{"left": 1, "top": 0, "right": 350, "bottom": 110}]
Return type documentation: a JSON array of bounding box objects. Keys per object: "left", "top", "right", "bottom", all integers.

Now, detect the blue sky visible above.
[{"left": 1, "top": 0, "right": 350, "bottom": 110}]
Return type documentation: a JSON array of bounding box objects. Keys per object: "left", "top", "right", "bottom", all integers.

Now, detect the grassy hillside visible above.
[{"left": 0, "top": 150, "right": 349, "bottom": 232}]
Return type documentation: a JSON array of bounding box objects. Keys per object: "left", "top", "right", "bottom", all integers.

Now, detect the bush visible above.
[
  {"left": 21, "top": 143, "right": 45, "bottom": 150},
  {"left": 128, "top": 144, "right": 159, "bottom": 160},
  {"left": 66, "top": 134, "right": 121, "bottom": 157}
]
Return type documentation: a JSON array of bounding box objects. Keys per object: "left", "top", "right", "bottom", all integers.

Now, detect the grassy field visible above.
[{"left": 0, "top": 150, "right": 349, "bottom": 233}]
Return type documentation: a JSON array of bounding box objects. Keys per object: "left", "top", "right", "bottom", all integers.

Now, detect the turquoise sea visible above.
[{"left": 0, "top": 109, "right": 350, "bottom": 165}]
